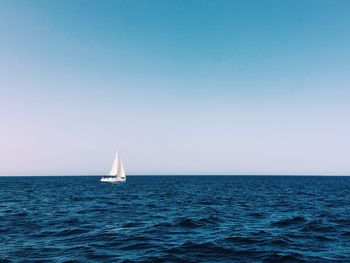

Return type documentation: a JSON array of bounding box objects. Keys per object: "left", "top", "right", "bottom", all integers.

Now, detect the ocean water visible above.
[{"left": 0, "top": 176, "right": 349, "bottom": 262}]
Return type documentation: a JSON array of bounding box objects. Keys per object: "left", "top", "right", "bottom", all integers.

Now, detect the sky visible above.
[{"left": 0, "top": 0, "right": 350, "bottom": 175}]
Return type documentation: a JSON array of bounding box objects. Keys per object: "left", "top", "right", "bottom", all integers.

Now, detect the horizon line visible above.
[{"left": 0, "top": 174, "right": 349, "bottom": 177}]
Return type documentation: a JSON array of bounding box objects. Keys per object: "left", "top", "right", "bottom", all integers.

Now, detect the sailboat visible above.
[{"left": 100, "top": 151, "right": 126, "bottom": 183}]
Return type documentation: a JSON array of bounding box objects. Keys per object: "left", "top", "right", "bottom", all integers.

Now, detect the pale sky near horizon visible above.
[{"left": 1, "top": 0, "right": 350, "bottom": 175}]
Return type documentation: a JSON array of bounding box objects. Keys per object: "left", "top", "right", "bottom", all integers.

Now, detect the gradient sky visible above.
[{"left": 1, "top": 0, "right": 350, "bottom": 175}]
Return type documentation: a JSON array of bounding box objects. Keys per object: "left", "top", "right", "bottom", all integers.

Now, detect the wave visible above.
[
  {"left": 301, "top": 220, "right": 337, "bottom": 233},
  {"left": 162, "top": 241, "right": 238, "bottom": 256},
  {"left": 271, "top": 215, "right": 306, "bottom": 227},
  {"left": 261, "top": 252, "right": 306, "bottom": 262},
  {"left": 176, "top": 218, "right": 200, "bottom": 228},
  {"left": 224, "top": 236, "right": 256, "bottom": 244}
]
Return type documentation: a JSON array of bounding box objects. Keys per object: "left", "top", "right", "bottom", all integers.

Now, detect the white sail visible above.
[
  {"left": 108, "top": 151, "right": 119, "bottom": 176},
  {"left": 117, "top": 155, "right": 126, "bottom": 180}
]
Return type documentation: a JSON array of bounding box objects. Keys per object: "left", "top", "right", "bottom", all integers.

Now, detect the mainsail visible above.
[{"left": 108, "top": 151, "right": 119, "bottom": 176}]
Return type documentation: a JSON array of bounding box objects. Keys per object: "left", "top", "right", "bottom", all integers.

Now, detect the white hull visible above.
[{"left": 100, "top": 177, "right": 126, "bottom": 183}]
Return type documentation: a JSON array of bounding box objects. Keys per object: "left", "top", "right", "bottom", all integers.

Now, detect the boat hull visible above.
[{"left": 100, "top": 177, "right": 126, "bottom": 183}]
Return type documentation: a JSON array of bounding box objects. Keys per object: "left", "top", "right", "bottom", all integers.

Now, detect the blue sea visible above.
[{"left": 0, "top": 176, "right": 349, "bottom": 262}]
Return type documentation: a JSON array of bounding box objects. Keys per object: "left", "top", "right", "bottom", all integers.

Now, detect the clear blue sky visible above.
[{"left": 1, "top": 0, "right": 349, "bottom": 175}]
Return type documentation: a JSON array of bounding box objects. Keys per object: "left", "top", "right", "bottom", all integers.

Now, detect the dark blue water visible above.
[{"left": 1, "top": 176, "right": 349, "bottom": 262}]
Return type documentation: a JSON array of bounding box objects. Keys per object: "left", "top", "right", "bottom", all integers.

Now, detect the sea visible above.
[{"left": 0, "top": 176, "right": 349, "bottom": 262}]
